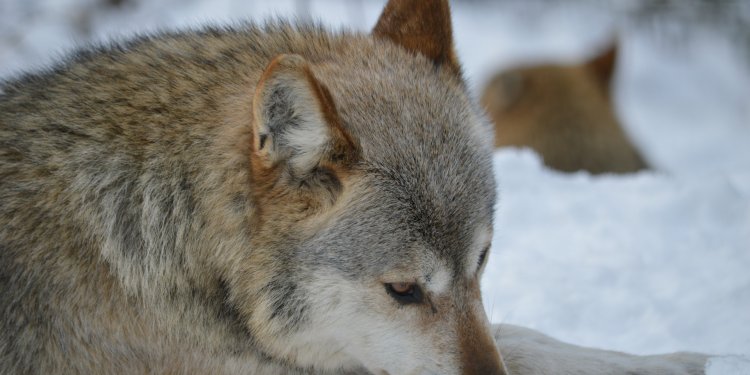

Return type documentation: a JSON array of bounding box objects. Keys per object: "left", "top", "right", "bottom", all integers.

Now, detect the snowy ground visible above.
[{"left": 1, "top": 0, "right": 749, "bottom": 369}]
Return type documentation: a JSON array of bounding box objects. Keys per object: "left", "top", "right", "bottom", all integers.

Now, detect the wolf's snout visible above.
[
  {"left": 458, "top": 311, "right": 508, "bottom": 375},
  {"left": 461, "top": 343, "right": 507, "bottom": 375}
]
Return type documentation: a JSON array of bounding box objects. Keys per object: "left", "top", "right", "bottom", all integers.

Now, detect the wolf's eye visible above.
[
  {"left": 477, "top": 246, "right": 490, "bottom": 271},
  {"left": 385, "top": 282, "right": 423, "bottom": 305}
]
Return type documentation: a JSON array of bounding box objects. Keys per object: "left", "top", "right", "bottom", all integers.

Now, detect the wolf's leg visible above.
[{"left": 492, "top": 324, "right": 708, "bottom": 375}]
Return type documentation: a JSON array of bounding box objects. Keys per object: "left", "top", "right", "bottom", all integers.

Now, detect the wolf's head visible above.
[{"left": 231, "top": 1, "right": 505, "bottom": 373}]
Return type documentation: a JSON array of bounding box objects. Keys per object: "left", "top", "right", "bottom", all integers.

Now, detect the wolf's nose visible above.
[
  {"left": 461, "top": 351, "right": 508, "bottom": 375},
  {"left": 459, "top": 329, "right": 508, "bottom": 375}
]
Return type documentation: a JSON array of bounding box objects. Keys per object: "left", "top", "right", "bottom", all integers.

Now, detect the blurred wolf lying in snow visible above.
[
  {"left": 0, "top": 0, "right": 706, "bottom": 373},
  {"left": 481, "top": 43, "right": 649, "bottom": 174}
]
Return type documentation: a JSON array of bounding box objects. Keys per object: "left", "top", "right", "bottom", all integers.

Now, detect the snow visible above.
[
  {"left": 706, "top": 356, "right": 750, "bottom": 375},
  {"left": 1, "top": 0, "right": 749, "bottom": 366},
  {"left": 486, "top": 149, "right": 750, "bottom": 357}
]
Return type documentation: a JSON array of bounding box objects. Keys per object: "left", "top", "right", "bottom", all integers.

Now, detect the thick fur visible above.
[
  {"left": 481, "top": 44, "right": 649, "bottom": 174},
  {"left": 0, "top": 0, "right": 507, "bottom": 374},
  {"left": 0, "top": 0, "right": 707, "bottom": 373}
]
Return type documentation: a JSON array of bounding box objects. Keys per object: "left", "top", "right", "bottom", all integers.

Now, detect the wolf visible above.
[
  {"left": 0, "top": 0, "right": 503, "bottom": 373},
  {"left": 0, "top": 0, "right": 708, "bottom": 374},
  {"left": 481, "top": 43, "right": 649, "bottom": 174}
]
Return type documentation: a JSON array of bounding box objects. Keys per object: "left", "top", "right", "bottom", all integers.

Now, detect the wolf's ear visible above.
[
  {"left": 483, "top": 71, "right": 525, "bottom": 113},
  {"left": 252, "top": 54, "right": 358, "bottom": 181},
  {"left": 586, "top": 43, "right": 617, "bottom": 89},
  {"left": 373, "top": 0, "right": 461, "bottom": 77}
]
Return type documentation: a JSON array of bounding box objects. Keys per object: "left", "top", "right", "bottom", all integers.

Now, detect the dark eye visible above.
[
  {"left": 385, "top": 282, "right": 423, "bottom": 305},
  {"left": 477, "top": 246, "right": 490, "bottom": 271}
]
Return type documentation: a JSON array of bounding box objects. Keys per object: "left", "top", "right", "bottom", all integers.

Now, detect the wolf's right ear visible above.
[
  {"left": 586, "top": 43, "right": 618, "bottom": 89},
  {"left": 251, "top": 54, "right": 359, "bottom": 183},
  {"left": 373, "top": 0, "right": 461, "bottom": 77}
]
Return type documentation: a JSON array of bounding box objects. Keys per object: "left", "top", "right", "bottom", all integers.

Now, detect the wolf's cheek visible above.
[{"left": 281, "top": 273, "right": 461, "bottom": 374}]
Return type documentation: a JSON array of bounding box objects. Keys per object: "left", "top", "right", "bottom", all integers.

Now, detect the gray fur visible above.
[
  {"left": 0, "top": 2, "right": 708, "bottom": 374},
  {"left": 0, "top": 14, "right": 497, "bottom": 374}
]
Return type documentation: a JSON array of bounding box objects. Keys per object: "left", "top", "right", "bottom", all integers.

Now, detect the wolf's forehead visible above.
[
  {"left": 352, "top": 90, "right": 496, "bottom": 261},
  {"left": 364, "top": 154, "right": 495, "bottom": 257}
]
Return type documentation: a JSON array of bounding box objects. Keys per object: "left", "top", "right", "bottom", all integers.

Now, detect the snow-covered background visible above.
[{"left": 2, "top": 0, "right": 748, "bottom": 369}]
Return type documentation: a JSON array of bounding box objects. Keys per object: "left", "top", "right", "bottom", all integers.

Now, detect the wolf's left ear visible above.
[
  {"left": 373, "top": 0, "right": 461, "bottom": 77},
  {"left": 252, "top": 54, "right": 359, "bottom": 182}
]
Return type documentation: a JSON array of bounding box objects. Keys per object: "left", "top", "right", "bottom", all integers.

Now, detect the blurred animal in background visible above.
[{"left": 481, "top": 43, "right": 650, "bottom": 174}]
